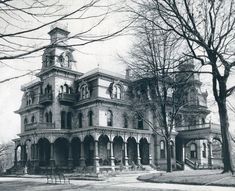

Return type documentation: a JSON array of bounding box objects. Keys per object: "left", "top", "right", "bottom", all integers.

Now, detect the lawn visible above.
[{"left": 138, "top": 170, "right": 235, "bottom": 187}]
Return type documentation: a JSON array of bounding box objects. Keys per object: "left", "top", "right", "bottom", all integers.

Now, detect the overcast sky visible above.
[{"left": 0, "top": 0, "right": 235, "bottom": 143}]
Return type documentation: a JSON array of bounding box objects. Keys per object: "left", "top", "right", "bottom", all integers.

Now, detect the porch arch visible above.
[
  {"left": 54, "top": 137, "right": 69, "bottom": 166},
  {"left": 71, "top": 137, "right": 81, "bottom": 167},
  {"left": 127, "top": 137, "right": 137, "bottom": 165},
  {"left": 38, "top": 138, "right": 50, "bottom": 166},
  {"left": 84, "top": 135, "right": 95, "bottom": 166},
  {"left": 98, "top": 135, "right": 110, "bottom": 166},
  {"left": 113, "top": 136, "right": 124, "bottom": 165},
  {"left": 139, "top": 138, "right": 149, "bottom": 165}
]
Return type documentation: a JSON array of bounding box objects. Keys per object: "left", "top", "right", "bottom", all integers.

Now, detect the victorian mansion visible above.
[{"left": 11, "top": 25, "right": 222, "bottom": 174}]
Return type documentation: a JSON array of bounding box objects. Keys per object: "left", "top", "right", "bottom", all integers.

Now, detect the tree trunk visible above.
[
  {"left": 166, "top": 137, "right": 172, "bottom": 172},
  {"left": 217, "top": 99, "right": 234, "bottom": 173}
]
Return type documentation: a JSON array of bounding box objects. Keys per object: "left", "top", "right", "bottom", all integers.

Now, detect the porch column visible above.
[
  {"left": 68, "top": 142, "right": 73, "bottom": 168},
  {"left": 182, "top": 141, "right": 185, "bottom": 162},
  {"left": 149, "top": 143, "right": 152, "bottom": 165},
  {"left": 208, "top": 141, "right": 213, "bottom": 168},
  {"left": 110, "top": 141, "right": 115, "bottom": 170},
  {"left": 50, "top": 143, "right": 55, "bottom": 167},
  {"left": 21, "top": 145, "right": 26, "bottom": 166},
  {"left": 31, "top": 144, "right": 34, "bottom": 161},
  {"left": 137, "top": 142, "right": 141, "bottom": 165},
  {"left": 31, "top": 144, "right": 35, "bottom": 167},
  {"left": 14, "top": 148, "right": 17, "bottom": 166},
  {"left": 124, "top": 141, "right": 129, "bottom": 167},
  {"left": 94, "top": 140, "right": 100, "bottom": 173},
  {"left": 181, "top": 140, "right": 185, "bottom": 170},
  {"left": 80, "top": 141, "right": 85, "bottom": 167},
  {"left": 34, "top": 143, "right": 39, "bottom": 166}
]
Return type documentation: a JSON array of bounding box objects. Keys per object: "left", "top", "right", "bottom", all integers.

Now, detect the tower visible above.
[
  {"left": 175, "top": 60, "right": 210, "bottom": 128},
  {"left": 37, "top": 24, "right": 82, "bottom": 130}
]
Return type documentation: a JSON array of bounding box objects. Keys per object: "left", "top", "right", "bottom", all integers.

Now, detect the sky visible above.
[{"left": 0, "top": 0, "right": 235, "bottom": 144}]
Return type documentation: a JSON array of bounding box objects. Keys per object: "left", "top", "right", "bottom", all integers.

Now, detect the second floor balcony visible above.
[
  {"left": 24, "top": 122, "right": 55, "bottom": 132},
  {"left": 39, "top": 93, "right": 53, "bottom": 105},
  {"left": 176, "top": 122, "right": 220, "bottom": 132},
  {"left": 58, "top": 93, "right": 76, "bottom": 105}
]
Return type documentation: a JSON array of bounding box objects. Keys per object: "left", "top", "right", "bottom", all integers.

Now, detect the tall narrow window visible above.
[
  {"left": 123, "top": 113, "right": 128, "bottom": 128},
  {"left": 45, "top": 84, "right": 52, "bottom": 94},
  {"left": 137, "top": 115, "right": 144, "bottom": 129},
  {"left": 45, "top": 112, "right": 49, "bottom": 123},
  {"left": 107, "top": 110, "right": 113, "bottom": 126},
  {"left": 78, "top": 113, "right": 83, "bottom": 128},
  {"left": 49, "top": 111, "right": 52, "bottom": 123},
  {"left": 67, "top": 112, "right": 72, "bottom": 129},
  {"left": 160, "top": 141, "right": 165, "bottom": 158},
  {"left": 170, "top": 141, "right": 174, "bottom": 158},
  {"left": 202, "top": 143, "right": 206, "bottom": 158},
  {"left": 64, "top": 84, "right": 69, "bottom": 93},
  {"left": 60, "top": 85, "right": 64, "bottom": 93},
  {"left": 113, "top": 84, "right": 121, "bottom": 99},
  {"left": 88, "top": 111, "right": 93, "bottom": 126},
  {"left": 31, "top": 115, "right": 35, "bottom": 123},
  {"left": 24, "top": 118, "right": 28, "bottom": 125},
  {"left": 61, "top": 111, "right": 66, "bottom": 129},
  {"left": 85, "top": 86, "right": 89, "bottom": 98},
  {"left": 80, "top": 85, "right": 89, "bottom": 99},
  {"left": 190, "top": 143, "right": 197, "bottom": 159}
]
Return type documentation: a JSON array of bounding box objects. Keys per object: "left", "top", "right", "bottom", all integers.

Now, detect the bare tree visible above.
[
  {"left": 123, "top": 17, "right": 191, "bottom": 172},
  {"left": 128, "top": 0, "right": 235, "bottom": 173},
  {"left": 0, "top": 0, "right": 129, "bottom": 83},
  {"left": 0, "top": 142, "right": 14, "bottom": 173}
]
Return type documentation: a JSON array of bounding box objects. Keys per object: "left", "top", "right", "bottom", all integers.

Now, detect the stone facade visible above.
[{"left": 12, "top": 26, "right": 222, "bottom": 174}]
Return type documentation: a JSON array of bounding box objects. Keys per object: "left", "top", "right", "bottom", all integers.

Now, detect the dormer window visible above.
[
  {"left": 59, "top": 52, "right": 73, "bottom": 68},
  {"left": 80, "top": 84, "right": 89, "bottom": 100},
  {"left": 109, "top": 82, "right": 123, "bottom": 99},
  {"left": 113, "top": 84, "right": 121, "bottom": 99},
  {"left": 26, "top": 91, "right": 34, "bottom": 106}
]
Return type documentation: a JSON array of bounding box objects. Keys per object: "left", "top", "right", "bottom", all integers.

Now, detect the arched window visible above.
[
  {"left": 78, "top": 113, "right": 83, "bottom": 128},
  {"left": 80, "top": 85, "right": 89, "bottom": 99},
  {"left": 45, "top": 84, "right": 52, "bottom": 94},
  {"left": 188, "top": 89, "right": 197, "bottom": 105},
  {"left": 137, "top": 115, "right": 144, "bottom": 129},
  {"left": 160, "top": 140, "right": 165, "bottom": 158},
  {"left": 88, "top": 111, "right": 93, "bottom": 126},
  {"left": 202, "top": 118, "right": 205, "bottom": 124},
  {"left": 123, "top": 113, "right": 128, "bottom": 128},
  {"left": 45, "top": 112, "right": 49, "bottom": 123},
  {"left": 202, "top": 143, "right": 206, "bottom": 158},
  {"left": 24, "top": 118, "right": 28, "bottom": 125},
  {"left": 49, "top": 111, "right": 52, "bottom": 123},
  {"left": 61, "top": 111, "right": 66, "bottom": 129},
  {"left": 82, "top": 86, "right": 85, "bottom": 99},
  {"left": 113, "top": 84, "right": 122, "bottom": 99},
  {"left": 190, "top": 143, "right": 197, "bottom": 159},
  {"left": 69, "top": 87, "right": 73, "bottom": 94},
  {"left": 67, "top": 112, "right": 72, "bottom": 129},
  {"left": 170, "top": 141, "right": 174, "bottom": 158},
  {"left": 31, "top": 115, "right": 35, "bottom": 123},
  {"left": 107, "top": 110, "right": 113, "bottom": 126},
  {"left": 60, "top": 85, "right": 64, "bottom": 93},
  {"left": 64, "top": 84, "right": 69, "bottom": 93},
  {"left": 85, "top": 86, "right": 89, "bottom": 98}
]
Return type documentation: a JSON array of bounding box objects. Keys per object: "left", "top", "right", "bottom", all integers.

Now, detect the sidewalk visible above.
[{"left": 138, "top": 169, "right": 235, "bottom": 187}]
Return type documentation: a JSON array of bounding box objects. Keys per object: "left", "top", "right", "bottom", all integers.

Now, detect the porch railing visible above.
[
  {"left": 185, "top": 158, "right": 197, "bottom": 169},
  {"left": 24, "top": 122, "right": 55, "bottom": 131},
  {"left": 176, "top": 122, "right": 220, "bottom": 131},
  {"left": 176, "top": 160, "right": 184, "bottom": 170}
]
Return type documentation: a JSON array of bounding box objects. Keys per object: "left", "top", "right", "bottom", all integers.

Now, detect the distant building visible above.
[{"left": 11, "top": 26, "right": 222, "bottom": 174}]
